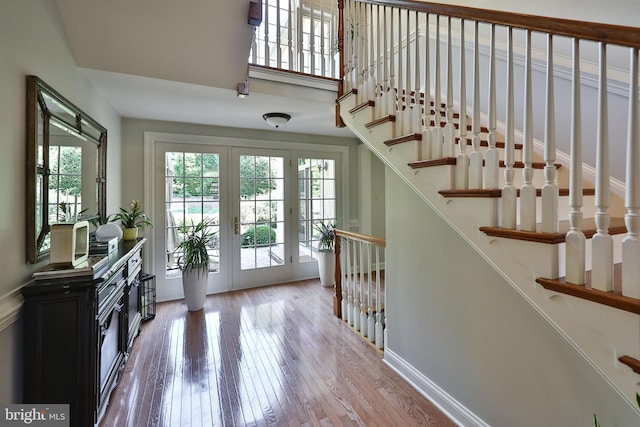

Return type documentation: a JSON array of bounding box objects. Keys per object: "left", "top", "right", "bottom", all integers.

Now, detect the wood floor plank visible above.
[{"left": 100, "top": 279, "right": 455, "bottom": 427}]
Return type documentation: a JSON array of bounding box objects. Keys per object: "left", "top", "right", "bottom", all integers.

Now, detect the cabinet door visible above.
[{"left": 23, "top": 286, "right": 97, "bottom": 427}]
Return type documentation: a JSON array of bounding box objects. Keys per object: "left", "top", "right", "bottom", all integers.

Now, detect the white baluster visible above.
[
  {"left": 431, "top": 126, "right": 443, "bottom": 159},
  {"left": 485, "top": 23, "right": 499, "bottom": 189},
  {"left": 455, "top": 19, "right": 468, "bottom": 190},
  {"left": 446, "top": 17, "right": 454, "bottom": 123},
  {"left": 276, "top": 0, "right": 282, "bottom": 69},
  {"left": 346, "top": 238, "right": 353, "bottom": 325},
  {"left": 342, "top": 239, "right": 352, "bottom": 324},
  {"left": 622, "top": 47, "right": 640, "bottom": 299},
  {"left": 434, "top": 15, "right": 442, "bottom": 131},
  {"left": 422, "top": 129, "right": 432, "bottom": 161},
  {"left": 375, "top": 245, "right": 383, "bottom": 349},
  {"left": 423, "top": 12, "right": 431, "bottom": 131},
  {"left": 375, "top": 5, "right": 383, "bottom": 118},
  {"left": 397, "top": 8, "right": 404, "bottom": 134},
  {"left": 592, "top": 42, "right": 614, "bottom": 292},
  {"left": 405, "top": 9, "right": 413, "bottom": 134},
  {"left": 443, "top": 123, "right": 455, "bottom": 158},
  {"left": 367, "top": 243, "right": 375, "bottom": 343},
  {"left": 413, "top": 11, "right": 421, "bottom": 133},
  {"left": 566, "top": 38, "right": 586, "bottom": 285},
  {"left": 264, "top": 0, "right": 271, "bottom": 66},
  {"left": 288, "top": 0, "right": 294, "bottom": 73},
  {"left": 502, "top": 27, "right": 517, "bottom": 229},
  {"left": 360, "top": 241, "right": 367, "bottom": 336},
  {"left": 469, "top": 20, "right": 483, "bottom": 189},
  {"left": 380, "top": 6, "right": 389, "bottom": 116},
  {"left": 541, "top": 34, "right": 559, "bottom": 233},
  {"left": 520, "top": 29, "right": 536, "bottom": 231},
  {"left": 320, "top": 3, "right": 326, "bottom": 76},
  {"left": 352, "top": 239, "right": 360, "bottom": 329},
  {"left": 388, "top": 8, "right": 396, "bottom": 118},
  {"left": 310, "top": 0, "right": 316, "bottom": 74}
]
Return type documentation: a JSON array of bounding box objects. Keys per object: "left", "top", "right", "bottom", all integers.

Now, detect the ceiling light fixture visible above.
[{"left": 263, "top": 112, "right": 291, "bottom": 129}]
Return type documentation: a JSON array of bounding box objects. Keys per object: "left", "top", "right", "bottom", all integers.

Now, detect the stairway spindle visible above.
[
  {"left": 541, "top": 34, "right": 559, "bottom": 233},
  {"left": 405, "top": 9, "right": 413, "bottom": 134},
  {"left": 320, "top": 2, "right": 326, "bottom": 77},
  {"left": 397, "top": 8, "right": 405, "bottom": 135},
  {"left": 520, "top": 29, "right": 536, "bottom": 231},
  {"left": 485, "top": 23, "right": 499, "bottom": 190},
  {"left": 375, "top": 244, "right": 383, "bottom": 349},
  {"left": 368, "top": 3, "right": 376, "bottom": 101},
  {"left": 381, "top": 6, "right": 389, "bottom": 116},
  {"left": 622, "top": 47, "right": 640, "bottom": 299},
  {"left": 434, "top": 15, "right": 442, "bottom": 130},
  {"left": 346, "top": 238, "right": 353, "bottom": 325},
  {"left": 353, "top": 240, "right": 361, "bottom": 331},
  {"left": 288, "top": 0, "right": 294, "bottom": 74},
  {"left": 276, "top": 0, "right": 282, "bottom": 69},
  {"left": 310, "top": 0, "right": 316, "bottom": 74},
  {"left": 422, "top": 12, "right": 431, "bottom": 133},
  {"left": 264, "top": 0, "right": 271, "bottom": 66},
  {"left": 446, "top": 17, "right": 454, "bottom": 124},
  {"left": 388, "top": 8, "right": 396, "bottom": 120},
  {"left": 359, "top": 2, "right": 366, "bottom": 102},
  {"left": 367, "top": 243, "right": 374, "bottom": 342},
  {"left": 414, "top": 11, "right": 421, "bottom": 134},
  {"left": 566, "top": 38, "right": 586, "bottom": 285},
  {"left": 359, "top": 241, "right": 367, "bottom": 335},
  {"left": 502, "top": 26, "right": 517, "bottom": 229},
  {"left": 375, "top": 5, "right": 383, "bottom": 118},
  {"left": 455, "top": 18, "right": 468, "bottom": 190},
  {"left": 433, "top": 16, "right": 444, "bottom": 159},
  {"left": 469, "top": 20, "right": 482, "bottom": 189},
  {"left": 592, "top": 42, "right": 613, "bottom": 292}
]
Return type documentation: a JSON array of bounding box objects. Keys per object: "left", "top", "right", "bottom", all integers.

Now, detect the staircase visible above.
[{"left": 336, "top": 0, "right": 640, "bottom": 408}]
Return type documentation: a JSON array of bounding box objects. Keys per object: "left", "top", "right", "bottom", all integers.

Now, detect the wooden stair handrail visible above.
[
  {"left": 353, "top": 0, "right": 640, "bottom": 48},
  {"left": 334, "top": 229, "right": 387, "bottom": 247},
  {"left": 333, "top": 229, "right": 386, "bottom": 318}
]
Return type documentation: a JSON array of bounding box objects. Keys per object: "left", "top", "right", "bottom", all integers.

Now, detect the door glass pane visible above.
[
  {"left": 239, "top": 154, "right": 285, "bottom": 271},
  {"left": 165, "top": 151, "right": 220, "bottom": 278},
  {"left": 297, "top": 157, "right": 336, "bottom": 263}
]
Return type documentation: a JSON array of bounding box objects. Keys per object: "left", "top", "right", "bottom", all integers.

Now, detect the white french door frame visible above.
[{"left": 143, "top": 131, "right": 350, "bottom": 302}]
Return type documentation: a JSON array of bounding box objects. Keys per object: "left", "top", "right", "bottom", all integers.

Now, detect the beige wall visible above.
[
  {"left": 385, "top": 170, "right": 640, "bottom": 425},
  {"left": 0, "top": 0, "right": 121, "bottom": 403}
]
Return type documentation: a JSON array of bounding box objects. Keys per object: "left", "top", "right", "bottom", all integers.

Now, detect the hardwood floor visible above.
[{"left": 100, "top": 279, "right": 455, "bottom": 427}]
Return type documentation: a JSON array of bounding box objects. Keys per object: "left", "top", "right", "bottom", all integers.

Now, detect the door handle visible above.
[{"left": 234, "top": 217, "right": 239, "bottom": 234}]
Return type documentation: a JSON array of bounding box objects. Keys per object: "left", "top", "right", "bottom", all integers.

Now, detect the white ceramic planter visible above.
[
  {"left": 181, "top": 268, "right": 208, "bottom": 311},
  {"left": 317, "top": 251, "right": 335, "bottom": 287}
]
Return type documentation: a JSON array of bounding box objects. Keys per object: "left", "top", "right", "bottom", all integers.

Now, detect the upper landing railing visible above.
[
  {"left": 337, "top": 0, "right": 640, "bottom": 301},
  {"left": 250, "top": 0, "right": 341, "bottom": 79}
]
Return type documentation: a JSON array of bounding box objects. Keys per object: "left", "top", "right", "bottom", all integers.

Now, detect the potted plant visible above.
[
  {"left": 111, "top": 200, "right": 153, "bottom": 240},
  {"left": 176, "top": 218, "right": 216, "bottom": 311},
  {"left": 314, "top": 219, "right": 336, "bottom": 287}
]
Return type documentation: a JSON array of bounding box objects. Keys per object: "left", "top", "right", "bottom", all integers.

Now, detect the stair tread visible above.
[
  {"left": 409, "top": 157, "right": 560, "bottom": 169},
  {"left": 479, "top": 216, "right": 626, "bottom": 244},
  {"left": 439, "top": 188, "right": 596, "bottom": 198},
  {"left": 536, "top": 264, "right": 640, "bottom": 315}
]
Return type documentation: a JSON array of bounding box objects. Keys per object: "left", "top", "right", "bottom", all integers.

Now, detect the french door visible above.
[{"left": 152, "top": 141, "right": 341, "bottom": 302}]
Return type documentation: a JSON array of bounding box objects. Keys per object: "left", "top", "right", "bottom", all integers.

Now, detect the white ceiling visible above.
[{"left": 54, "top": 0, "right": 353, "bottom": 138}]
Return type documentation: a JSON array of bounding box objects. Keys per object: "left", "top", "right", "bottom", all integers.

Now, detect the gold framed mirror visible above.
[{"left": 26, "top": 76, "right": 107, "bottom": 264}]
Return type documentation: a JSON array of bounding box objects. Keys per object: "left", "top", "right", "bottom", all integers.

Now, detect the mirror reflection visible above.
[{"left": 26, "top": 76, "right": 107, "bottom": 264}]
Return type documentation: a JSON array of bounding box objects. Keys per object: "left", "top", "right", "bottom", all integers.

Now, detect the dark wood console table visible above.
[{"left": 21, "top": 238, "right": 146, "bottom": 427}]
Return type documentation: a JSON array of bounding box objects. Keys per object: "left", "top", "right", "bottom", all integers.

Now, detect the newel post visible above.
[{"left": 333, "top": 233, "right": 342, "bottom": 318}]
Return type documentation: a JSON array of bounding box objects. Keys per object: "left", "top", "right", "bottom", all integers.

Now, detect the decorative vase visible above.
[
  {"left": 95, "top": 223, "right": 123, "bottom": 242},
  {"left": 182, "top": 268, "right": 208, "bottom": 311},
  {"left": 317, "top": 251, "right": 335, "bottom": 287},
  {"left": 122, "top": 227, "right": 138, "bottom": 240}
]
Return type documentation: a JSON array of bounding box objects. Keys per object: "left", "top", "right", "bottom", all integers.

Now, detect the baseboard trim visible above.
[
  {"left": 383, "top": 348, "right": 490, "bottom": 427},
  {"left": 0, "top": 287, "right": 23, "bottom": 332}
]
